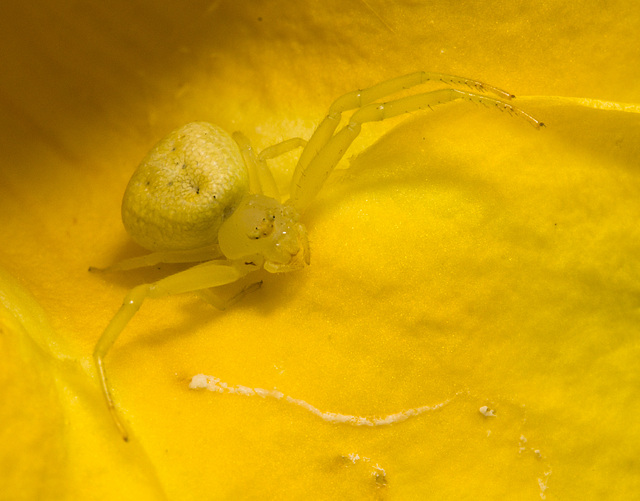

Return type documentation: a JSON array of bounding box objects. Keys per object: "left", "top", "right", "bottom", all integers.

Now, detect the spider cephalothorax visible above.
[{"left": 218, "top": 194, "right": 309, "bottom": 273}]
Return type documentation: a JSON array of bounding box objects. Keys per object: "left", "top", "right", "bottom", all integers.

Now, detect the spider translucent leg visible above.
[
  {"left": 233, "top": 133, "right": 308, "bottom": 201},
  {"left": 290, "top": 71, "right": 517, "bottom": 197},
  {"left": 258, "top": 137, "right": 307, "bottom": 161},
  {"left": 329, "top": 72, "right": 515, "bottom": 113},
  {"left": 289, "top": 88, "right": 543, "bottom": 214},
  {"left": 233, "top": 131, "right": 281, "bottom": 199},
  {"left": 90, "top": 246, "right": 225, "bottom": 271},
  {"left": 196, "top": 280, "right": 263, "bottom": 311},
  {"left": 93, "top": 260, "right": 257, "bottom": 440}
]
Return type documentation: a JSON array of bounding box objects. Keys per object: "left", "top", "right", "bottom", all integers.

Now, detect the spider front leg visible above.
[
  {"left": 289, "top": 88, "right": 543, "bottom": 214},
  {"left": 93, "top": 259, "right": 257, "bottom": 441},
  {"left": 290, "top": 71, "right": 518, "bottom": 196}
]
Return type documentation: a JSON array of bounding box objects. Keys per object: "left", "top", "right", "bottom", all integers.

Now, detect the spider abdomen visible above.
[{"left": 122, "top": 122, "right": 249, "bottom": 251}]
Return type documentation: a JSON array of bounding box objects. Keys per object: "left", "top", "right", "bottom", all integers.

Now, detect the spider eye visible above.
[
  {"left": 247, "top": 212, "right": 275, "bottom": 239},
  {"left": 218, "top": 193, "right": 306, "bottom": 269}
]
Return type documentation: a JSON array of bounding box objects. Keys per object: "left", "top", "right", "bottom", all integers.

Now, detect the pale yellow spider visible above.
[{"left": 94, "top": 72, "right": 543, "bottom": 441}]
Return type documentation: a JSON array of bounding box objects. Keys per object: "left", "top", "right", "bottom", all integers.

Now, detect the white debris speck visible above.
[
  {"left": 479, "top": 406, "right": 496, "bottom": 417},
  {"left": 189, "top": 373, "right": 210, "bottom": 389},
  {"left": 538, "top": 469, "right": 552, "bottom": 499},
  {"left": 372, "top": 464, "right": 387, "bottom": 485},
  {"left": 518, "top": 435, "right": 528, "bottom": 453}
]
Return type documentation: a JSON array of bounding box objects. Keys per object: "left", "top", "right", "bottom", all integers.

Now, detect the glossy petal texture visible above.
[{"left": 1, "top": 1, "right": 639, "bottom": 500}]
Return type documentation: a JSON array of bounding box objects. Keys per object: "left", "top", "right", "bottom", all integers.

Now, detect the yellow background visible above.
[{"left": 1, "top": 1, "right": 639, "bottom": 499}]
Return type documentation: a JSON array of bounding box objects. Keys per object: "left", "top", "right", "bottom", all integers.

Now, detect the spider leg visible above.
[
  {"left": 288, "top": 88, "right": 543, "bottom": 214},
  {"left": 93, "top": 259, "right": 257, "bottom": 440},
  {"left": 89, "top": 246, "right": 224, "bottom": 272},
  {"left": 258, "top": 137, "right": 307, "bottom": 161},
  {"left": 290, "top": 72, "right": 516, "bottom": 197},
  {"left": 233, "top": 131, "right": 280, "bottom": 200},
  {"left": 257, "top": 138, "right": 307, "bottom": 200},
  {"left": 196, "top": 279, "right": 263, "bottom": 310},
  {"left": 233, "top": 133, "right": 308, "bottom": 201},
  {"left": 328, "top": 72, "right": 515, "bottom": 115}
]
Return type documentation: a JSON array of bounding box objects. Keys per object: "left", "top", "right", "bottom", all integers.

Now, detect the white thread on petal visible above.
[{"left": 189, "top": 373, "right": 453, "bottom": 425}]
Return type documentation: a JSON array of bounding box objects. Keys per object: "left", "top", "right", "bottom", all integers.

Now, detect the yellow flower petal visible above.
[{"left": 1, "top": 1, "right": 639, "bottom": 500}]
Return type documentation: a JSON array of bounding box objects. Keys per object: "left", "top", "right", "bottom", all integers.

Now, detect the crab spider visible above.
[{"left": 93, "top": 71, "right": 543, "bottom": 440}]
